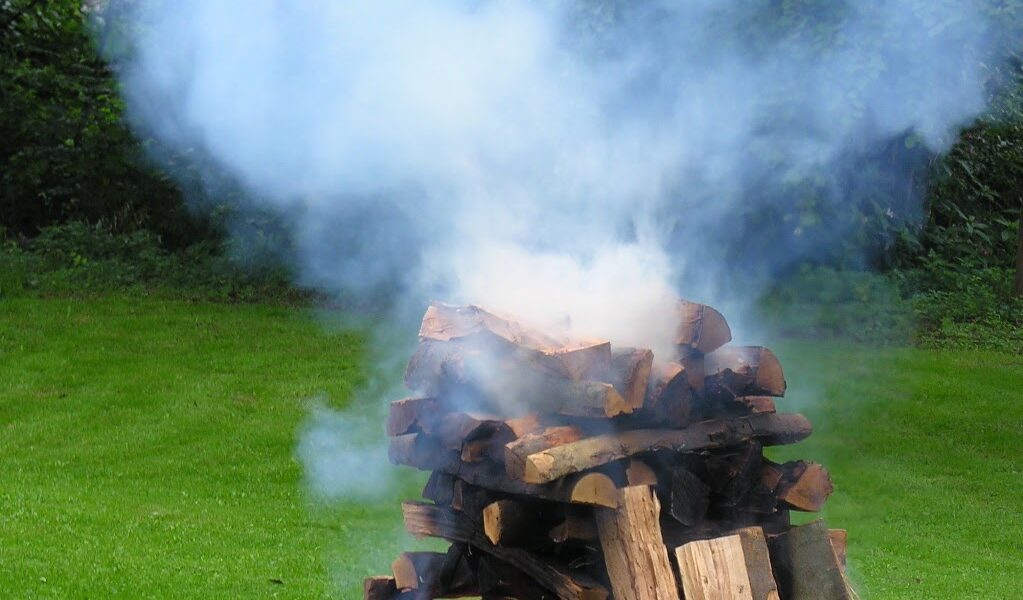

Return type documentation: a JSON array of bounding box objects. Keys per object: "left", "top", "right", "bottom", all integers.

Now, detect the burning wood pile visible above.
[{"left": 366, "top": 302, "right": 851, "bottom": 600}]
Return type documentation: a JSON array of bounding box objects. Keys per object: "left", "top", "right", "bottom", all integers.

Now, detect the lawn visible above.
[{"left": 1, "top": 296, "right": 1021, "bottom": 598}]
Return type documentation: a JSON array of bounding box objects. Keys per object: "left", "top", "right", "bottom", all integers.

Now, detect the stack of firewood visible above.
[{"left": 365, "top": 302, "right": 851, "bottom": 600}]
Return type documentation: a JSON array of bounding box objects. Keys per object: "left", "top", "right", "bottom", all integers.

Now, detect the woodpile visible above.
[{"left": 367, "top": 302, "right": 851, "bottom": 600}]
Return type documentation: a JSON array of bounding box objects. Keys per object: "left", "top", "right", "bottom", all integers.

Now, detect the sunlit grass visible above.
[{"left": 1, "top": 296, "right": 1020, "bottom": 598}]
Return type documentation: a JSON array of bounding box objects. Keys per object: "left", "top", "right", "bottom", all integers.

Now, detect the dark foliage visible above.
[{"left": 0, "top": 0, "right": 210, "bottom": 246}]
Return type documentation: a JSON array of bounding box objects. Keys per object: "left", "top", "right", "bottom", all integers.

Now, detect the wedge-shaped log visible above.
[
  {"left": 609, "top": 348, "right": 654, "bottom": 410},
  {"left": 675, "top": 528, "right": 779, "bottom": 600},
  {"left": 386, "top": 397, "right": 439, "bottom": 437},
  {"left": 517, "top": 413, "right": 813, "bottom": 484},
  {"left": 418, "top": 303, "right": 611, "bottom": 380},
  {"left": 734, "top": 527, "right": 781, "bottom": 600},
  {"left": 422, "top": 471, "right": 456, "bottom": 507},
  {"left": 828, "top": 529, "right": 848, "bottom": 572},
  {"left": 364, "top": 576, "right": 402, "bottom": 600},
  {"left": 676, "top": 300, "right": 732, "bottom": 355},
  {"left": 704, "top": 346, "right": 786, "bottom": 399},
  {"left": 768, "top": 520, "right": 851, "bottom": 600},
  {"left": 669, "top": 467, "right": 710, "bottom": 527},
  {"left": 776, "top": 461, "right": 833, "bottom": 512},
  {"left": 402, "top": 501, "right": 609, "bottom": 600},
  {"left": 645, "top": 361, "right": 696, "bottom": 426},
  {"left": 549, "top": 510, "right": 598, "bottom": 544},
  {"left": 596, "top": 486, "right": 681, "bottom": 600},
  {"left": 406, "top": 340, "right": 629, "bottom": 418}
]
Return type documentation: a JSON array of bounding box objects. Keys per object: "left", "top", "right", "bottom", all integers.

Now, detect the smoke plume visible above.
[{"left": 110, "top": 0, "right": 1004, "bottom": 496}]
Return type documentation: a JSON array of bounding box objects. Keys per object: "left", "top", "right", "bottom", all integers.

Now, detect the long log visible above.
[
  {"left": 595, "top": 486, "right": 681, "bottom": 600},
  {"left": 405, "top": 340, "right": 629, "bottom": 418},
  {"left": 505, "top": 425, "right": 586, "bottom": 480},
  {"left": 389, "top": 433, "right": 621, "bottom": 507},
  {"left": 402, "top": 501, "right": 609, "bottom": 600},
  {"left": 417, "top": 303, "right": 611, "bottom": 380},
  {"left": 518, "top": 413, "right": 813, "bottom": 484}
]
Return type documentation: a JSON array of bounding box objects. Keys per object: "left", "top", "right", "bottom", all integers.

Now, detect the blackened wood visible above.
[
  {"left": 768, "top": 520, "right": 851, "bottom": 600},
  {"left": 704, "top": 346, "right": 786, "bottom": 399},
  {"left": 669, "top": 467, "right": 710, "bottom": 526},
  {"left": 401, "top": 502, "right": 609, "bottom": 600},
  {"left": 776, "top": 461, "right": 833, "bottom": 512}
]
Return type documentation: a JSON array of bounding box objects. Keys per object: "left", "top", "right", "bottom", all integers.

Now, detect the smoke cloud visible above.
[{"left": 110, "top": 0, "right": 1005, "bottom": 496}]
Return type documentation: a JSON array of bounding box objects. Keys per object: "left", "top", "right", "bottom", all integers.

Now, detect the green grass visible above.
[
  {"left": 0, "top": 296, "right": 425, "bottom": 599},
  {"left": 1, "top": 297, "right": 1021, "bottom": 598},
  {"left": 771, "top": 342, "right": 1023, "bottom": 599}
]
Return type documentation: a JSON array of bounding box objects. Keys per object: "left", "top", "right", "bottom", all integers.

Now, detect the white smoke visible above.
[{"left": 110, "top": 0, "right": 1003, "bottom": 497}]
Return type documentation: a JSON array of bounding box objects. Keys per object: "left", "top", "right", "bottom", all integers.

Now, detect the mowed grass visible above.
[
  {"left": 0, "top": 296, "right": 425, "bottom": 599},
  {"left": 1, "top": 296, "right": 1021, "bottom": 598}
]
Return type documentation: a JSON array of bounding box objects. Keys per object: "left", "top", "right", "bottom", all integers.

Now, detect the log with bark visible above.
[{"left": 366, "top": 302, "right": 851, "bottom": 600}]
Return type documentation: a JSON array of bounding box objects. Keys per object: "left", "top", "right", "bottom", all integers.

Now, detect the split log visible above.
[
  {"left": 390, "top": 433, "right": 622, "bottom": 507},
  {"left": 675, "top": 529, "right": 779, "bottom": 600},
  {"left": 386, "top": 397, "right": 439, "bottom": 437},
  {"left": 646, "top": 362, "right": 696, "bottom": 426},
  {"left": 668, "top": 467, "right": 710, "bottom": 527},
  {"left": 734, "top": 527, "right": 781, "bottom": 600},
  {"left": 418, "top": 412, "right": 509, "bottom": 450},
  {"left": 505, "top": 426, "right": 587, "bottom": 480},
  {"left": 405, "top": 340, "right": 629, "bottom": 418},
  {"left": 776, "top": 462, "right": 833, "bottom": 512},
  {"left": 625, "top": 458, "right": 659, "bottom": 487},
  {"left": 549, "top": 510, "right": 598, "bottom": 544},
  {"left": 477, "top": 556, "right": 555, "bottom": 600},
  {"left": 516, "top": 413, "right": 813, "bottom": 484},
  {"left": 768, "top": 520, "right": 851, "bottom": 600},
  {"left": 676, "top": 300, "right": 732, "bottom": 355},
  {"left": 402, "top": 501, "right": 609, "bottom": 600},
  {"left": 609, "top": 348, "right": 654, "bottom": 410},
  {"left": 717, "top": 443, "right": 765, "bottom": 507},
  {"left": 417, "top": 303, "right": 611, "bottom": 380},
  {"left": 422, "top": 471, "right": 456, "bottom": 507},
  {"left": 451, "top": 479, "right": 499, "bottom": 515},
  {"left": 676, "top": 535, "right": 752, "bottom": 600},
  {"left": 595, "top": 486, "right": 681, "bottom": 600},
  {"left": 704, "top": 346, "right": 786, "bottom": 399},
  {"left": 391, "top": 552, "right": 447, "bottom": 592},
  {"left": 738, "top": 396, "right": 776, "bottom": 414},
  {"left": 364, "top": 576, "right": 401, "bottom": 600},
  {"left": 483, "top": 499, "right": 562, "bottom": 548},
  {"left": 828, "top": 529, "right": 848, "bottom": 571}
]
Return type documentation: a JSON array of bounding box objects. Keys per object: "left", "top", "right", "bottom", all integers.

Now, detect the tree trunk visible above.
[{"left": 1014, "top": 207, "right": 1023, "bottom": 297}]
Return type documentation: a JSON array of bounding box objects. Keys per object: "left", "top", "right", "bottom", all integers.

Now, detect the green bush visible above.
[
  {"left": 900, "top": 266, "right": 1023, "bottom": 351},
  {"left": 0, "top": 222, "right": 305, "bottom": 303},
  {"left": 758, "top": 266, "right": 916, "bottom": 344}
]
